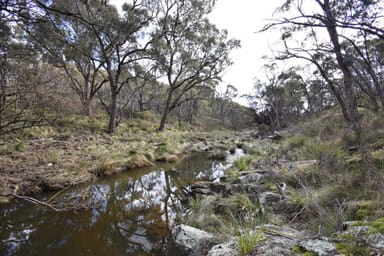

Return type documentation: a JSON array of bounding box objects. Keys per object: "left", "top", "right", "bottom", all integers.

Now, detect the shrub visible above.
[
  {"left": 336, "top": 233, "right": 370, "bottom": 256},
  {"left": 371, "top": 217, "right": 384, "bottom": 234},
  {"left": 285, "top": 135, "right": 306, "bottom": 149},
  {"left": 311, "top": 143, "right": 346, "bottom": 173}
]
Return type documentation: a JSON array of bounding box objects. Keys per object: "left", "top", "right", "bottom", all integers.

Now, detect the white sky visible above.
[
  {"left": 209, "top": 0, "right": 283, "bottom": 98},
  {"left": 110, "top": 0, "right": 284, "bottom": 102}
]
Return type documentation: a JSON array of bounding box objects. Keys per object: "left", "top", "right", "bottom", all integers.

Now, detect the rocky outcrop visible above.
[
  {"left": 172, "top": 224, "right": 214, "bottom": 256},
  {"left": 251, "top": 224, "right": 340, "bottom": 256},
  {"left": 189, "top": 181, "right": 263, "bottom": 198},
  {"left": 299, "top": 238, "right": 339, "bottom": 256},
  {"left": 252, "top": 224, "right": 304, "bottom": 256},
  {"left": 182, "top": 155, "right": 384, "bottom": 256},
  {"left": 340, "top": 221, "right": 384, "bottom": 254}
]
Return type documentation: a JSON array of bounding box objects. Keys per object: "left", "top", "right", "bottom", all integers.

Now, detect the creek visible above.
[{"left": 0, "top": 149, "right": 244, "bottom": 255}]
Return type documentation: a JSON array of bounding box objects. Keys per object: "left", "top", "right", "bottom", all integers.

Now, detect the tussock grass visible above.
[{"left": 239, "top": 231, "right": 265, "bottom": 256}]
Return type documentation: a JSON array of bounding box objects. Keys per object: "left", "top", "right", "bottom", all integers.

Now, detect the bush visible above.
[
  {"left": 285, "top": 135, "right": 306, "bottom": 149},
  {"left": 311, "top": 143, "right": 346, "bottom": 173}
]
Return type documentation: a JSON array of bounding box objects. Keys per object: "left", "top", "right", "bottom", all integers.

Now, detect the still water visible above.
[{"left": 0, "top": 151, "right": 242, "bottom": 255}]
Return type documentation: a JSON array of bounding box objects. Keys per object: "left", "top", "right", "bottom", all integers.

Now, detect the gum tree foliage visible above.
[
  {"left": 151, "top": 0, "right": 240, "bottom": 131},
  {"left": 263, "top": 0, "right": 384, "bottom": 136},
  {"left": 0, "top": 2, "right": 60, "bottom": 135},
  {"left": 213, "top": 84, "right": 238, "bottom": 125},
  {"left": 85, "top": 0, "right": 156, "bottom": 133},
  {"left": 31, "top": 0, "right": 156, "bottom": 133},
  {"left": 29, "top": 0, "right": 108, "bottom": 116},
  {"left": 246, "top": 65, "right": 333, "bottom": 130}
]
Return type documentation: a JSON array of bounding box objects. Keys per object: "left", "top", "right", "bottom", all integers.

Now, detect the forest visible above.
[{"left": 1, "top": 0, "right": 384, "bottom": 255}]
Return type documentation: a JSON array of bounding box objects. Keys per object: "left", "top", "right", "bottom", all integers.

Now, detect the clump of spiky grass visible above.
[{"left": 239, "top": 231, "right": 265, "bottom": 256}]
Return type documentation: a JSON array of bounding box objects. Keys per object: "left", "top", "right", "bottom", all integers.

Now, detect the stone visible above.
[
  {"left": 282, "top": 160, "right": 318, "bottom": 172},
  {"left": 341, "top": 221, "right": 384, "bottom": 253},
  {"left": 238, "top": 173, "right": 264, "bottom": 184},
  {"left": 299, "top": 238, "right": 338, "bottom": 256},
  {"left": 251, "top": 225, "right": 303, "bottom": 256},
  {"left": 172, "top": 224, "right": 214, "bottom": 255},
  {"left": 207, "top": 239, "right": 238, "bottom": 256},
  {"left": 267, "top": 131, "right": 282, "bottom": 141},
  {"left": 259, "top": 192, "right": 282, "bottom": 207},
  {"left": 251, "top": 225, "right": 342, "bottom": 256}
]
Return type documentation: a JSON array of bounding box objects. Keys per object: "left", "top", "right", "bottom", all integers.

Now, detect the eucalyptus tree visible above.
[
  {"left": 214, "top": 84, "right": 238, "bottom": 125},
  {"left": 0, "top": 3, "right": 61, "bottom": 135},
  {"left": 343, "top": 37, "right": 384, "bottom": 111},
  {"left": 91, "top": 1, "right": 157, "bottom": 133},
  {"left": 30, "top": 0, "right": 108, "bottom": 116},
  {"left": 130, "top": 63, "right": 161, "bottom": 113},
  {"left": 32, "top": 0, "right": 156, "bottom": 133},
  {"left": 151, "top": 0, "right": 240, "bottom": 131},
  {"left": 263, "top": 0, "right": 384, "bottom": 136}
]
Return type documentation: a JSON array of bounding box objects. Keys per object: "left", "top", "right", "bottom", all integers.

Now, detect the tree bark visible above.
[
  {"left": 108, "top": 88, "right": 118, "bottom": 134},
  {"left": 159, "top": 89, "right": 173, "bottom": 131},
  {"left": 321, "top": 0, "right": 361, "bottom": 134},
  {"left": 83, "top": 98, "right": 92, "bottom": 117}
]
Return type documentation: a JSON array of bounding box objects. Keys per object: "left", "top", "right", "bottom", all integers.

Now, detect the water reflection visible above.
[{"left": 0, "top": 153, "right": 213, "bottom": 256}]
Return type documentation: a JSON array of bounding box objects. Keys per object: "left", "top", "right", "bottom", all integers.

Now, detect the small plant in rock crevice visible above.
[{"left": 238, "top": 231, "right": 265, "bottom": 256}]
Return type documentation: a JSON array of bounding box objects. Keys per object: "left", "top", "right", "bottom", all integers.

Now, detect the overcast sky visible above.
[
  {"left": 110, "top": 0, "right": 284, "bottom": 101},
  {"left": 208, "top": 0, "right": 283, "bottom": 98}
]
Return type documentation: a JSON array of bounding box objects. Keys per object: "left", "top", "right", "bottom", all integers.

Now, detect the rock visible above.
[
  {"left": 299, "top": 238, "right": 338, "bottom": 256},
  {"left": 252, "top": 225, "right": 304, "bottom": 256},
  {"left": 191, "top": 187, "right": 213, "bottom": 196},
  {"left": 267, "top": 131, "right": 282, "bottom": 141},
  {"left": 172, "top": 224, "right": 214, "bottom": 255},
  {"left": 341, "top": 221, "right": 384, "bottom": 253},
  {"left": 282, "top": 160, "right": 318, "bottom": 172},
  {"left": 370, "top": 233, "right": 384, "bottom": 251},
  {"left": 257, "top": 224, "right": 305, "bottom": 240},
  {"left": 207, "top": 239, "right": 238, "bottom": 256},
  {"left": 259, "top": 192, "right": 282, "bottom": 207},
  {"left": 238, "top": 173, "right": 264, "bottom": 184},
  {"left": 251, "top": 225, "right": 342, "bottom": 256}
]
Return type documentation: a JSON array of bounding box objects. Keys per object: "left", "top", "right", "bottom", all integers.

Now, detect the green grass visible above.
[
  {"left": 233, "top": 157, "right": 251, "bottom": 172},
  {"left": 285, "top": 135, "right": 306, "bottom": 149},
  {"left": 239, "top": 231, "right": 265, "bottom": 256},
  {"left": 189, "top": 198, "right": 202, "bottom": 213}
]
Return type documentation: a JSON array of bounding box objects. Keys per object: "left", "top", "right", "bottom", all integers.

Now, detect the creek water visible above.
[{"left": 0, "top": 150, "right": 244, "bottom": 256}]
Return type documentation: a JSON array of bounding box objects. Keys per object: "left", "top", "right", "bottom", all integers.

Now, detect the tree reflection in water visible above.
[{"left": 0, "top": 153, "right": 212, "bottom": 256}]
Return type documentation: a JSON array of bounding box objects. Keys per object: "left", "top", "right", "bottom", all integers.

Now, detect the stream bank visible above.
[{"left": 0, "top": 129, "right": 258, "bottom": 201}]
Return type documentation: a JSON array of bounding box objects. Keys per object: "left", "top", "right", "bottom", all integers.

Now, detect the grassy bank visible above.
[{"left": 0, "top": 112, "right": 251, "bottom": 200}]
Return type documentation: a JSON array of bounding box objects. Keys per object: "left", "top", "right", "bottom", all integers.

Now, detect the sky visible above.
[
  {"left": 110, "top": 0, "right": 284, "bottom": 102},
  {"left": 208, "top": 0, "right": 283, "bottom": 98}
]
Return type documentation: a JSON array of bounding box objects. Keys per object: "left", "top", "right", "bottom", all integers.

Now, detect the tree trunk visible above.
[
  {"left": 159, "top": 90, "right": 173, "bottom": 132},
  {"left": 370, "top": 70, "right": 384, "bottom": 109},
  {"left": 108, "top": 88, "right": 118, "bottom": 134},
  {"left": 322, "top": 0, "right": 360, "bottom": 135},
  {"left": 83, "top": 98, "right": 92, "bottom": 117}
]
